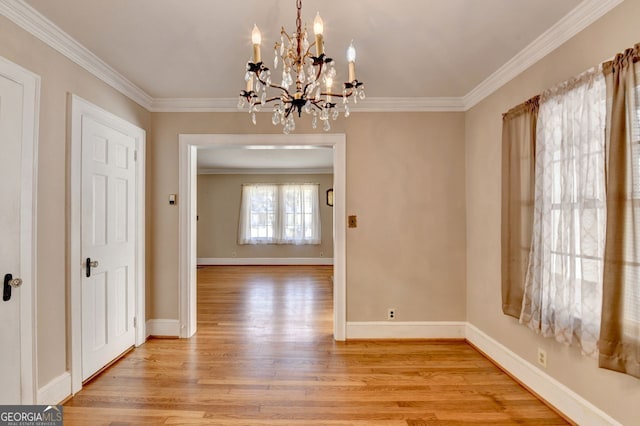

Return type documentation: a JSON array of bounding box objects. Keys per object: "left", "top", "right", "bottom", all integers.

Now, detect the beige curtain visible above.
[
  {"left": 501, "top": 96, "right": 539, "bottom": 318},
  {"left": 599, "top": 44, "right": 640, "bottom": 378}
]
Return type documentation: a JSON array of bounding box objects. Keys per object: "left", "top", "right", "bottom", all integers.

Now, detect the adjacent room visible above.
[{"left": 0, "top": 0, "right": 639, "bottom": 424}]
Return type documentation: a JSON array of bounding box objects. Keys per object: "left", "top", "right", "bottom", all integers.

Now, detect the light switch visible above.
[
  {"left": 169, "top": 194, "right": 177, "bottom": 205},
  {"left": 348, "top": 215, "right": 357, "bottom": 228}
]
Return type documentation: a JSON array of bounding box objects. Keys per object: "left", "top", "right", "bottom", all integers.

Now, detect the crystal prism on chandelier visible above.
[{"left": 238, "top": 0, "right": 365, "bottom": 134}]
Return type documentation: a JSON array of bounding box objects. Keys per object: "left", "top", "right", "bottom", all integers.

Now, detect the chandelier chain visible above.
[{"left": 295, "top": 0, "right": 303, "bottom": 87}]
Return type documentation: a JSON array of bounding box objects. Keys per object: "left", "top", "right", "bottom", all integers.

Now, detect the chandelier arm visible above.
[
  {"left": 315, "top": 60, "right": 324, "bottom": 82},
  {"left": 305, "top": 43, "right": 316, "bottom": 60},
  {"left": 321, "top": 91, "right": 351, "bottom": 99},
  {"left": 266, "top": 83, "right": 292, "bottom": 97},
  {"left": 284, "top": 105, "right": 294, "bottom": 118},
  {"left": 302, "top": 82, "right": 313, "bottom": 98},
  {"left": 254, "top": 73, "right": 291, "bottom": 97},
  {"left": 281, "top": 28, "right": 292, "bottom": 44}
]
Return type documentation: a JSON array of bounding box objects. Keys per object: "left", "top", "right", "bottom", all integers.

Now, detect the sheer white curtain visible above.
[
  {"left": 238, "top": 183, "right": 321, "bottom": 245},
  {"left": 278, "top": 184, "right": 321, "bottom": 245},
  {"left": 521, "top": 67, "right": 607, "bottom": 356},
  {"left": 238, "top": 184, "right": 278, "bottom": 244}
]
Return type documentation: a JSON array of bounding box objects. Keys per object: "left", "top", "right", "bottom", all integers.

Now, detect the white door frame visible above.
[
  {"left": 69, "top": 95, "right": 146, "bottom": 394},
  {"left": 0, "top": 56, "right": 40, "bottom": 404},
  {"left": 178, "top": 134, "right": 347, "bottom": 340}
]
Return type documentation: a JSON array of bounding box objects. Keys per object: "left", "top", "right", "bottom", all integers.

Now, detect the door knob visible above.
[
  {"left": 86, "top": 258, "right": 99, "bottom": 277},
  {"left": 3, "top": 274, "right": 22, "bottom": 302}
]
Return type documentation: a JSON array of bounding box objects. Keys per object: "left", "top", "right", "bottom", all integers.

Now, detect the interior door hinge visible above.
[
  {"left": 133, "top": 317, "right": 137, "bottom": 328},
  {"left": 134, "top": 150, "right": 137, "bottom": 162}
]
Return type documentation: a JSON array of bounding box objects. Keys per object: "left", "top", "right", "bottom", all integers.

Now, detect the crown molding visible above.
[
  {"left": 347, "top": 97, "right": 466, "bottom": 112},
  {"left": 0, "top": 0, "right": 153, "bottom": 109},
  {"left": 198, "top": 167, "right": 334, "bottom": 175},
  {"left": 463, "top": 0, "right": 623, "bottom": 110},
  {"left": 151, "top": 96, "right": 467, "bottom": 113},
  {"left": 151, "top": 97, "right": 239, "bottom": 112},
  {"left": 1, "top": 0, "right": 624, "bottom": 114}
]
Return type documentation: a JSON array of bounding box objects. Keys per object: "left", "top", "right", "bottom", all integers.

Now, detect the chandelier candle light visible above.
[{"left": 238, "top": 0, "right": 365, "bottom": 133}]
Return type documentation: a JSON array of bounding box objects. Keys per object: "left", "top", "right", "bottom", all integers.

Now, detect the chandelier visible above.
[{"left": 238, "top": 0, "right": 365, "bottom": 133}]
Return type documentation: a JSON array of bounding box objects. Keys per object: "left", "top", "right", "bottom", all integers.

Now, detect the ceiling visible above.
[
  {"left": 197, "top": 146, "right": 333, "bottom": 173},
  {"left": 23, "top": 0, "right": 585, "bottom": 101},
  {"left": 9, "top": 0, "right": 618, "bottom": 170}
]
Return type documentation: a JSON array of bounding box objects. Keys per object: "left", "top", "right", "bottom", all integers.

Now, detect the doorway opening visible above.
[{"left": 178, "top": 134, "right": 346, "bottom": 340}]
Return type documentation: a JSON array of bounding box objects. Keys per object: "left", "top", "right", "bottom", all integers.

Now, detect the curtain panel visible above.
[
  {"left": 521, "top": 68, "right": 607, "bottom": 356},
  {"left": 238, "top": 184, "right": 279, "bottom": 244},
  {"left": 599, "top": 44, "right": 640, "bottom": 378},
  {"left": 501, "top": 96, "right": 540, "bottom": 318}
]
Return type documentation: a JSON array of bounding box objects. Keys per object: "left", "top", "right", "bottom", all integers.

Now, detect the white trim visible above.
[
  {"left": 463, "top": 0, "right": 623, "bottom": 109},
  {"left": 465, "top": 324, "right": 622, "bottom": 426},
  {"left": 0, "top": 0, "right": 152, "bottom": 109},
  {"left": 134, "top": 131, "right": 147, "bottom": 346},
  {"left": 146, "top": 319, "right": 181, "bottom": 338},
  {"left": 346, "top": 321, "right": 467, "bottom": 339},
  {"left": 151, "top": 97, "right": 466, "bottom": 113},
  {"left": 346, "top": 97, "right": 466, "bottom": 112},
  {"left": 198, "top": 167, "right": 334, "bottom": 175},
  {"left": 0, "top": 0, "right": 623, "bottom": 113},
  {"left": 0, "top": 55, "right": 40, "bottom": 404},
  {"left": 151, "top": 97, "right": 237, "bottom": 112},
  {"left": 36, "top": 372, "right": 71, "bottom": 405},
  {"left": 179, "top": 142, "right": 198, "bottom": 339},
  {"left": 180, "top": 133, "right": 347, "bottom": 341},
  {"left": 197, "top": 257, "right": 334, "bottom": 266},
  {"left": 69, "top": 95, "right": 146, "bottom": 394}
]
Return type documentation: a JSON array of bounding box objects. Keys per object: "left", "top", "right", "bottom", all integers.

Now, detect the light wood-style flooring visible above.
[{"left": 64, "top": 265, "right": 568, "bottom": 425}]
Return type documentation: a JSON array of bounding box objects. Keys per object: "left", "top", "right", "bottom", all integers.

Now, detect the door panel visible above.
[
  {"left": 81, "top": 116, "right": 136, "bottom": 380},
  {"left": 0, "top": 72, "right": 24, "bottom": 404}
]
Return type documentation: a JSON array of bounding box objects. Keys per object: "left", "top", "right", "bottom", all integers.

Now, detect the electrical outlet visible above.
[
  {"left": 320, "top": 251, "right": 324, "bottom": 257},
  {"left": 231, "top": 251, "right": 237, "bottom": 258},
  {"left": 537, "top": 348, "right": 547, "bottom": 368},
  {"left": 387, "top": 309, "right": 396, "bottom": 320}
]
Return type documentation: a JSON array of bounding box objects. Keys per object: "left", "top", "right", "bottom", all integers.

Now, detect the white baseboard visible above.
[
  {"left": 37, "top": 371, "right": 71, "bottom": 405},
  {"left": 346, "top": 321, "right": 467, "bottom": 339},
  {"left": 197, "top": 257, "right": 334, "bottom": 266},
  {"left": 146, "top": 319, "right": 181, "bottom": 338},
  {"left": 465, "top": 324, "right": 621, "bottom": 426}
]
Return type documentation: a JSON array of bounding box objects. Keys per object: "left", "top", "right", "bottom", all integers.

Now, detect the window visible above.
[
  {"left": 521, "top": 67, "right": 606, "bottom": 356},
  {"left": 238, "top": 183, "right": 321, "bottom": 245}
]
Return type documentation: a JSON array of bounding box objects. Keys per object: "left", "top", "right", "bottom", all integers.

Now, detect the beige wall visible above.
[
  {"left": 150, "top": 112, "right": 467, "bottom": 321},
  {"left": 197, "top": 174, "right": 334, "bottom": 259},
  {"left": 465, "top": 1, "right": 640, "bottom": 424},
  {"left": 7, "top": 1, "right": 636, "bottom": 418},
  {"left": 0, "top": 17, "right": 151, "bottom": 388}
]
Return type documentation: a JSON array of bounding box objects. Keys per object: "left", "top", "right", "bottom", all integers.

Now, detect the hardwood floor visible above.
[{"left": 64, "top": 265, "right": 568, "bottom": 425}]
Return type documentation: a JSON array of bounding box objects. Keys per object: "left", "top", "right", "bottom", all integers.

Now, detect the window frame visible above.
[{"left": 239, "top": 183, "right": 321, "bottom": 245}]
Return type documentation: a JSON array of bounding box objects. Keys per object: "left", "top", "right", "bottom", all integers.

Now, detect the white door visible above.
[
  {"left": 0, "top": 70, "right": 25, "bottom": 404},
  {"left": 0, "top": 58, "right": 38, "bottom": 404},
  {"left": 81, "top": 116, "right": 136, "bottom": 380}
]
